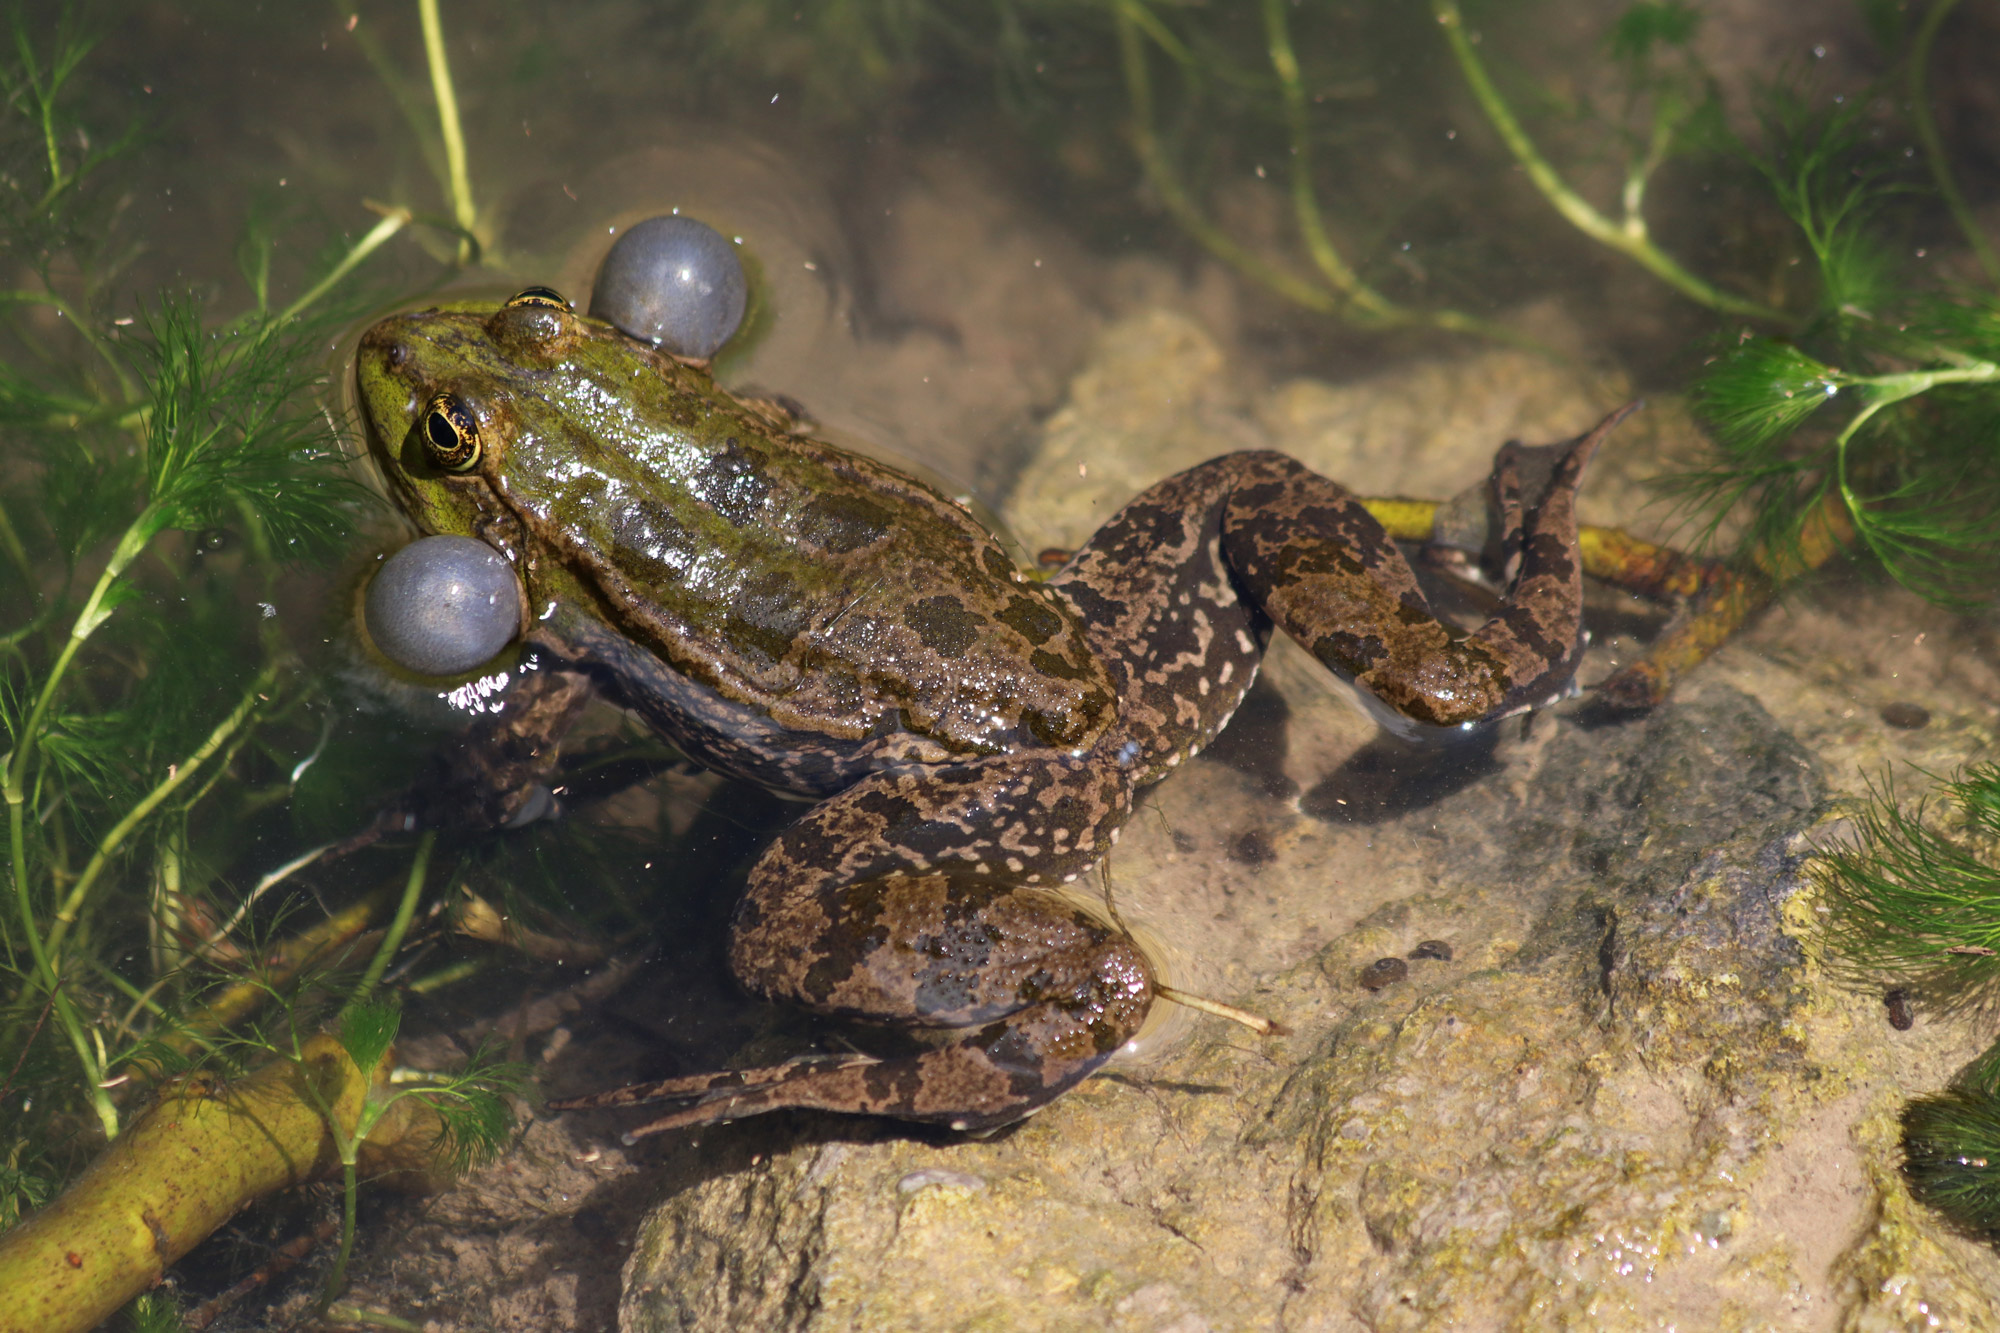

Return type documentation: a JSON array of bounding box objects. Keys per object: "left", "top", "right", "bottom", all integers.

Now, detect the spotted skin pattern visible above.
[
  {"left": 554, "top": 419, "right": 1619, "bottom": 1137},
  {"left": 356, "top": 297, "right": 1624, "bottom": 1135}
]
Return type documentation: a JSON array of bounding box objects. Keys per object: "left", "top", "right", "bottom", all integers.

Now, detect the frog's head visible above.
[{"left": 355, "top": 286, "right": 615, "bottom": 538}]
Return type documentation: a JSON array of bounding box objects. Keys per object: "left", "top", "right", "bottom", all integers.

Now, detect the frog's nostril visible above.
[{"left": 387, "top": 343, "right": 409, "bottom": 369}]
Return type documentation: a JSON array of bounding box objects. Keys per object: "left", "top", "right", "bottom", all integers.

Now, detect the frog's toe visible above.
[{"left": 546, "top": 1053, "right": 878, "bottom": 1137}]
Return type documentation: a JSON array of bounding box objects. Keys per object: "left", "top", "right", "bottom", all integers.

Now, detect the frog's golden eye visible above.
[
  {"left": 504, "top": 286, "right": 570, "bottom": 311},
  {"left": 421, "top": 393, "right": 481, "bottom": 472}
]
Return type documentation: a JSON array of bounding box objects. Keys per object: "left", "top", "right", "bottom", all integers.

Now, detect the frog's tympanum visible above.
[{"left": 356, "top": 288, "right": 1629, "bottom": 1138}]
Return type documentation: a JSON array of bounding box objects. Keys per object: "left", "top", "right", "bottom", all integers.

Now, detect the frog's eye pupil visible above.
[
  {"left": 421, "top": 393, "right": 481, "bottom": 472},
  {"left": 505, "top": 285, "right": 569, "bottom": 311}
]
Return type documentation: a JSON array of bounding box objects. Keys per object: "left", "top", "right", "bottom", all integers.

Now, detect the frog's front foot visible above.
[{"left": 550, "top": 751, "right": 1152, "bottom": 1135}]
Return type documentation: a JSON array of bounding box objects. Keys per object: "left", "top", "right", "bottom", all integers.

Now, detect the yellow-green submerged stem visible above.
[
  {"left": 1907, "top": 0, "right": 2000, "bottom": 286},
  {"left": 44, "top": 662, "right": 278, "bottom": 955},
  {"left": 272, "top": 208, "right": 411, "bottom": 328},
  {"left": 1114, "top": 2, "right": 1337, "bottom": 316},
  {"left": 1831, "top": 358, "right": 2000, "bottom": 559},
  {"left": 4, "top": 514, "right": 152, "bottom": 814},
  {"left": 1261, "top": 0, "right": 1380, "bottom": 313},
  {"left": 417, "top": 0, "right": 477, "bottom": 263},
  {"left": 352, "top": 829, "right": 436, "bottom": 1004},
  {"left": 1431, "top": 0, "right": 1787, "bottom": 324},
  {"left": 1118, "top": 0, "right": 1545, "bottom": 349}
]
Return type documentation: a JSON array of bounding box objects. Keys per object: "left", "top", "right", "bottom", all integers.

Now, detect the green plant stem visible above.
[
  {"left": 1113, "top": 3, "right": 1339, "bottom": 315},
  {"left": 1261, "top": 0, "right": 1387, "bottom": 316},
  {"left": 1829, "top": 359, "right": 2000, "bottom": 559},
  {"left": 1261, "top": 0, "right": 1527, "bottom": 345},
  {"left": 44, "top": 662, "right": 276, "bottom": 955},
  {"left": 0, "top": 288, "right": 139, "bottom": 405},
  {"left": 1431, "top": 0, "right": 1787, "bottom": 324},
  {"left": 334, "top": 2, "right": 451, "bottom": 200},
  {"left": 0, "top": 493, "right": 35, "bottom": 591},
  {"left": 416, "top": 0, "right": 476, "bottom": 263},
  {"left": 7, "top": 512, "right": 153, "bottom": 781},
  {"left": 1907, "top": 0, "right": 2000, "bottom": 285},
  {"left": 5, "top": 799, "right": 113, "bottom": 1138},
  {"left": 6, "top": 508, "right": 222, "bottom": 1140},
  {"left": 322, "top": 1156, "right": 361, "bottom": 1313},
  {"left": 271, "top": 209, "right": 411, "bottom": 327},
  {"left": 1115, "top": 0, "right": 1542, "bottom": 349},
  {"left": 352, "top": 829, "right": 435, "bottom": 1003}
]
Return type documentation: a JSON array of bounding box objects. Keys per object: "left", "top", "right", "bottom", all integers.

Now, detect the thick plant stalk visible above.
[{"left": 0, "top": 1035, "right": 442, "bottom": 1333}]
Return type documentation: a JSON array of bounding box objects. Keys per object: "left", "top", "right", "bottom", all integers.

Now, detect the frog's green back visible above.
[{"left": 355, "top": 301, "right": 1114, "bottom": 759}]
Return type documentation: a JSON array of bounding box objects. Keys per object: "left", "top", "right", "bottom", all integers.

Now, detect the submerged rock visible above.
[{"left": 602, "top": 312, "right": 2000, "bottom": 1331}]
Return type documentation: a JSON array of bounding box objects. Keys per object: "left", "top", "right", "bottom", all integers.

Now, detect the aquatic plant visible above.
[
  {"left": 1818, "top": 766, "right": 2000, "bottom": 1008},
  {"left": 1903, "top": 1042, "right": 2000, "bottom": 1240},
  {"left": 0, "top": 9, "right": 525, "bottom": 1329},
  {"left": 618, "top": 0, "right": 1998, "bottom": 669},
  {"left": 1815, "top": 765, "right": 2000, "bottom": 1236}
]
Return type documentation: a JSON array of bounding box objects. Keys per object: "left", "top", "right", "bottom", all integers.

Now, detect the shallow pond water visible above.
[{"left": 5, "top": 3, "right": 2000, "bottom": 1330}]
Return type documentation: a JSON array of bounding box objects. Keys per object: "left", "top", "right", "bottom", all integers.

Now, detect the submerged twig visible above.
[{"left": 1155, "top": 983, "right": 1287, "bottom": 1037}]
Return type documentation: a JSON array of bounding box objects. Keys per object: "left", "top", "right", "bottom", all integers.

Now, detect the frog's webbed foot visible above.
[
  {"left": 552, "top": 753, "right": 1153, "bottom": 1134},
  {"left": 546, "top": 1054, "right": 881, "bottom": 1140}
]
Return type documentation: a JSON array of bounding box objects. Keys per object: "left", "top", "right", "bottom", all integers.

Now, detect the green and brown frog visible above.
[{"left": 354, "top": 284, "right": 1629, "bottom": 1138}]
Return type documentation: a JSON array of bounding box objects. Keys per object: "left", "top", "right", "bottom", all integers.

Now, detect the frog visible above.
[{"left": 354, "top": 286, "right": 1632, "bottom": 1138}]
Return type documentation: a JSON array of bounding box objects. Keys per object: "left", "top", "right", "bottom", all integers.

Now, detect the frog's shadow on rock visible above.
[{"left": 1199, "top": 673, "right": 1505, "bottom": 825}]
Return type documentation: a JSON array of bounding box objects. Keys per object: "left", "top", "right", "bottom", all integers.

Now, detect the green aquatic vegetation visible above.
[
  {"left": 1815, "top": 764, "right": 2000, "bottom": 1232},
  {"left": 1433, "top": 0, "right": 1783, "bottom": 322},
  {"left": 303, "top": 992, "right": 523, "bottom": 1315},
  {"left": 1818, "top": 765, "right": 2000, "bottom": 1006},
  {"left": 0, "top": 7, "right": 524, "bottom": 1327},
  {"left": 1903, "top": 1047, "right": 2000, "bottom": 1239},
  {"left": 1674, "top": 97, "right": 2000, "bottom": 605}
]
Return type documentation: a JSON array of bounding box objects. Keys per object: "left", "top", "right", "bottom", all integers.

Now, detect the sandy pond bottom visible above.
[{"left": 294, "top": 159, "right": 2000, "bottom": 1333}]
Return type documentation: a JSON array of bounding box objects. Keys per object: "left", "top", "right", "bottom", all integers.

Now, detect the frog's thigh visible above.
[
  {"left": 730, "top": 752, "right": 1135, "bottom": 1021},
  {"left": 715, "top": 754, "right": 1152, "bottom": 1126},
  {"left": 1046, "top": 457, "right": 1270, "bottom": 776}
]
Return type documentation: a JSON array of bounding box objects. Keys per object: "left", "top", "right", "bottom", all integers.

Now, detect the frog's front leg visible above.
[
  {"left": 328, "top": 659, "right": 596, "bottom": 861},
  {"left": 550, "top": 750, "right": 1152, "bottom": 1136}
]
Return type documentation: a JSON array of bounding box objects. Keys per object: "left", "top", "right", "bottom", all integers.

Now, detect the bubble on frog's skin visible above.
[
  {"left": 590, "top": 215, "right": 747, "bottom": 359},
  {"left": 364, "top": 535, "right": 521, "bottom": 676}
]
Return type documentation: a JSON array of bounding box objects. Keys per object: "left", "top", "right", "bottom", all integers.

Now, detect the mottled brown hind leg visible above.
[
  {"left": 553, "top": 752, "right": 1153, "bottom": 1133},
  {"left": 1218, "top": 405, "right": 1629, "bottom": 728}
]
